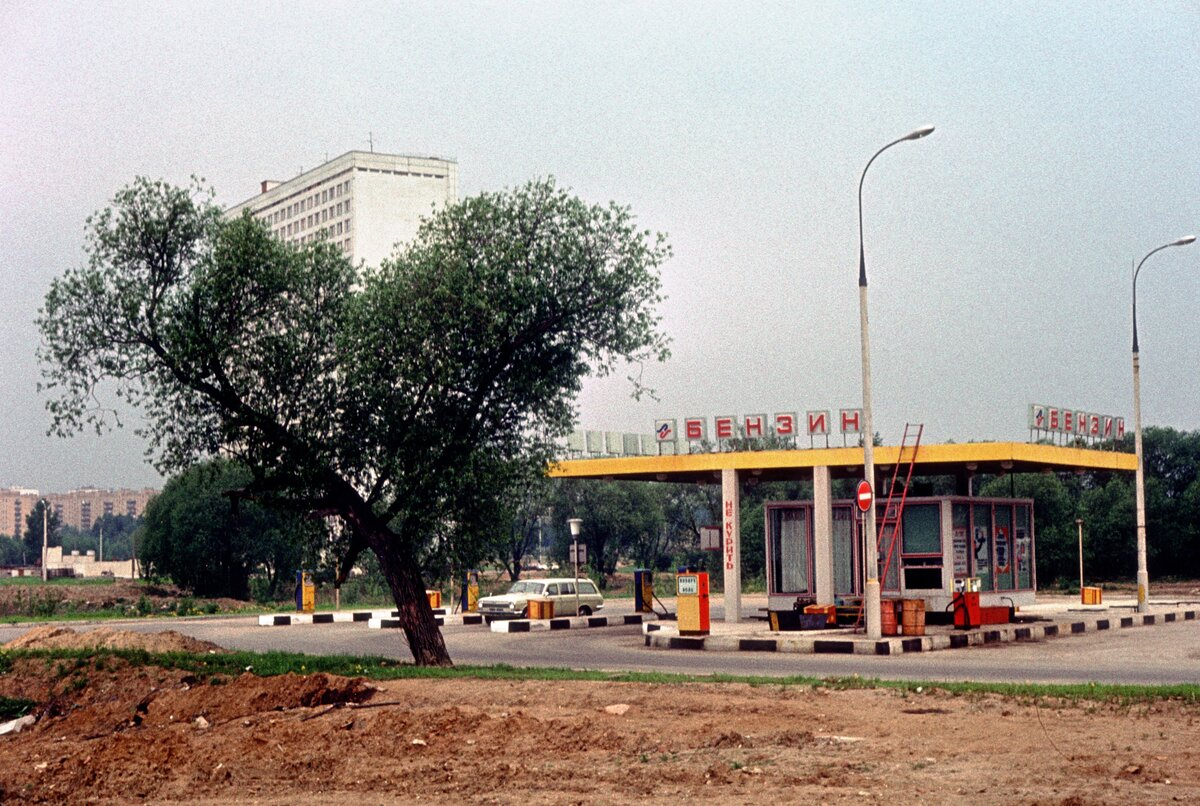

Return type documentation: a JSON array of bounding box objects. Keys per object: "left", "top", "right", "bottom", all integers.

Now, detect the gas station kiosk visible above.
[{"left": 551, "top": 439, "right": 1137, "bottom": 631}]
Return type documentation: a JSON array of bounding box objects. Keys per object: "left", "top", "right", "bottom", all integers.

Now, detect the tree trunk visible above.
[
  {"left": 372, "top": 532, "right": 451, "bottom": 666},
  {"left": 329, "top": 480, "right": 452, "bottom": 666}
]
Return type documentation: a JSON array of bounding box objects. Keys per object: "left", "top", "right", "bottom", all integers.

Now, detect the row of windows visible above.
[
  {"left": 263, "top": 179, "right": 352, "bottom": 225},
  {"left": 278, "top": 217, "right": 350, "bottom": 241},
  {"left": 274, "top": 200, "right": 352, "bottom": 239},
  {"left": 284, "top": 233, "right": 353, "bottom": 254},
  {"left": 355, "top": 166, "right": 445, "bottom": 180}
]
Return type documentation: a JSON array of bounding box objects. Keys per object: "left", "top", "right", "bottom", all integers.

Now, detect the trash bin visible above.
[
  {"left": 527, "top": 597, "right": 554, "bottom": 619},
  {"left": 426, "top": 589, "right": 442, "bottom": 609},
  {"left": 880, "top": 598, "right": 899, "bottom": 636},
  {"left": 900, "top": 598, "right": 925, "bottom": 636}
]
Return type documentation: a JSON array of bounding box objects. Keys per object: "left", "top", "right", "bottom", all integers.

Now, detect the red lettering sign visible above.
[
  {"left": 1103, "top": 416, "right": 1114, "bottom": 438},
  {"left": 1063, "top": 410, "right": 1074, "bottom": 433},
  {"left": 684, "top": 417, "right": 706, "bottom": 441},
  {"left": 1116, "top": 418, "right": 1125, "bottom": 439},
  {"left": 774, "top": 413, "right": 796, "bottom": 436},
  {"left": 807, "top": 410, "right": 829, "bottom": 436},
  {"left": 1048, "top": 408, "right": 1060, "bottom": 431},
  {"left": 744, "top": 414, "right": 765, "bottom": 438},
  {"left": 715, "top": 416, "right": 735, "bottom": 439},
  {"left": 840, "top": 409, "right": 862, "bottom": 434},
  {"left": 1090, "top": 415, "right": 1100, "bottom": 436}
]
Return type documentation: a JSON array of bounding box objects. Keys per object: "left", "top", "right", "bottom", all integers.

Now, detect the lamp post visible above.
[
  {"left": 567, "top": 518, "right": 583, "bottom": 617},
  {"left": 40, "top": 499, "right": 49, "bottom": 582},
  {"left": 857, "top": 125, "right": 934, "bottom": 639},
  {"left": 1131, "top": 234, "right": 1195, "bottom": 613},
  {"left": 1076, "top": 518, "right": 1085, "bottom": 600}
]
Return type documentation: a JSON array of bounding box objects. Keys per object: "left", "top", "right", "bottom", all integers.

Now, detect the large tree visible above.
[{"left": 38, "top": 177, "right": 669, "bottom": 665}]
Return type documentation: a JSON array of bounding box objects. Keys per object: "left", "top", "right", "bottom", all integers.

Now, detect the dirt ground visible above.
[{"left": 0, "top": 629, "right": 1197, "bottom": 804}]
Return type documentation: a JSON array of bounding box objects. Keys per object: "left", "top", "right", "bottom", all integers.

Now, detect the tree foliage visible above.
[
  {"left": 38, "top": 177, "right": 669, "bottom": 664},
  {"left": 23, "top": 500, "right": 62, "bottom": 559},
  {"left": 138, "top": 459, "right": 309, "bottom": 599}
]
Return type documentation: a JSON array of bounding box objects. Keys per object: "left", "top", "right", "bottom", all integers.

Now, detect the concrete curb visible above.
[
  {"left": 489, "top": 613, "right": 649, "bottom": 633},
  {"left": 258, "top": 608, "right": 449, "bottom": 627},
  {"left": 642, "top": 607, "right": 1200, "bottom": 655}
]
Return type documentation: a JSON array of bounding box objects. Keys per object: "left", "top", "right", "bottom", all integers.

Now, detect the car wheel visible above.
[
  {"left": 519, "top": 606, "right": 528, "bottom": 619},
  {"left": 578, "top": 605, "right": 592, "bottom": 617}
]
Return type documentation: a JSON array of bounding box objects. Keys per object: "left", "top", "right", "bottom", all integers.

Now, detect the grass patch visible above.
[
  {"left": 0, "top": 577, "right": 115, "bottom": 587},
  {"left": 1, "top": 647, "right": 1199, "bottom": 705},
  {"left": 0, "top": 695, "right": 36, "bottom": 720}
]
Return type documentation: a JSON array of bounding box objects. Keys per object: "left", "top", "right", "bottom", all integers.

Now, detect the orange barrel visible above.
[
  {"left": 426, "top": 589, "right": 442, "bottom": 609},
  {"left": 880, "top": 599, "right": 899, "bottom": 636},
  {"left": 901, "top": 598, "right": 926, "bottom": 636}
]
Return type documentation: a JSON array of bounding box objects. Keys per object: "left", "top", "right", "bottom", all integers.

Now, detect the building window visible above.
[
  {"left": 127, "top": 499, "right": 137, "bottom": 516},
  {"left": 103, "top": 501, "right": 113, "bottom": 517}
]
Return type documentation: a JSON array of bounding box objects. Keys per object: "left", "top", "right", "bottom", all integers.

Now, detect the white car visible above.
[{"left": 477, "top": 577, "right": 604, "bottom": 619}]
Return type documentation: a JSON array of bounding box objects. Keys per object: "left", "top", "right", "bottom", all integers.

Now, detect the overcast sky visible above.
[{"left": 3, "top": 2, "right": 1198, "bottom": 492}]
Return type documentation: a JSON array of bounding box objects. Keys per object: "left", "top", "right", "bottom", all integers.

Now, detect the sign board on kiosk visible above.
[{"left": 676, "top": 571, "right": 710, "bottom": 636}]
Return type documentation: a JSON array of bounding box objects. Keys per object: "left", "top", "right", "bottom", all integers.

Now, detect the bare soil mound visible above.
[
  {"left": 3, "top": 625, "right": 224, "bottom": 653},
  {"left": 0, "top": 659, "right": 1198, "bottom": 805}
]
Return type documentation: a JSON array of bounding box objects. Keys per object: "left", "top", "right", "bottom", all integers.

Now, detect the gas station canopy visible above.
[{"left": 549, "top": 441, "right": 1136, "bottom": 484}]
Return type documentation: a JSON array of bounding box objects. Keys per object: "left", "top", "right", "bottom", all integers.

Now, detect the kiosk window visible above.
[
  {"left": 952, "top": 504, "right": 970, "bottom": 579},
  {"left": 902, "top": 504, "right": 941, "bottom": 555},
  {"left": 994, "top": 505, "right": 1014, "bottom": 590},
  {"left": 972, "top": 504, "right": 993, "bottom": 591},
  {"left": 770, "top": 508, "right": 811, "bottom": 594},
  {"left": 900, "top": 503, "right": 942, "bottom": 590},
  {"left": 832, "top": 507, "right": 857, "bottom": 596},
  {"left": 1015, "top": 505, "right": 1033, "bottom": 589}
]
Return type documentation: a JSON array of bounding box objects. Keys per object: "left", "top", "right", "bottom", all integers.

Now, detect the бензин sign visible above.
[
  {"left": 656, "top": 409, "right": 864, "bottom": 443},
  {"left": 1028, "top": 404, "right": 1124, "bottom": 443}
]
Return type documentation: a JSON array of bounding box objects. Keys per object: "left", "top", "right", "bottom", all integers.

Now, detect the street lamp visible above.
[
  {"left": 857, "top": 125, "right": 935, "bottom": 639},
  {"left": 1075, "top": 518, "right": 1085, "bottom": 601},
  {"left": 567, "top": 518, "right": 583, "bottom": 617},
  {"left": 40, "top": 498, "right": 49, "bottom": 582},
  {"left": 1131, "top": 234, "right": 1195, "bottom": 613}
]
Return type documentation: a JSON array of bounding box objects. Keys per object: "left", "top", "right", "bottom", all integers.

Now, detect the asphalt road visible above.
[{"left": 4, "top": 604, "right": 1200, "bottom": 685}]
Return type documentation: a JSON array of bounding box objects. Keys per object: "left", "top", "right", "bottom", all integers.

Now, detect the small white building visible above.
[
  {"left": 43, "top": 546, "right": 141, "bottom": 579},
  {"left": 225, "top": 150, "right": 459, "bottom": 270}
]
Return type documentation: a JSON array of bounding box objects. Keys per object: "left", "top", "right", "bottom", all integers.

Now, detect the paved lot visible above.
[{"left": 3, "top": 596, "right": 1200, "bottom": 684}]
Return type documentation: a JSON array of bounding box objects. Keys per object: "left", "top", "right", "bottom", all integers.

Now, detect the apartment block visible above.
[
  {"left": 0, "top": 487, "right": 158, "bottom": 538},
  {"left": 225, "top": 150, "right": 458, "bottom": 269}
]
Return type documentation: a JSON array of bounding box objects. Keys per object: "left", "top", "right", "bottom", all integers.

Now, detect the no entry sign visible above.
[{"left": 856, "top": 479, "right": 874, "bottom": 513}]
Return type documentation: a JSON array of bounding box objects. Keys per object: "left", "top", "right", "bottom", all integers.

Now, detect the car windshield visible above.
[{"left": 508, "top": 581, "right": 545, "bottom": 595}]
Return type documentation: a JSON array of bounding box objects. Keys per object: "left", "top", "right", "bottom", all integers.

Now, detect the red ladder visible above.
[
  {"left": 877, "top": 423, "right": 923, "bottom": 595},
  {"left": 853, "top": 423, "right": 924, "bottom": 631}
]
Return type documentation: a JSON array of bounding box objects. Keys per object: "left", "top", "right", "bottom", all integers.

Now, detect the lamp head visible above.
[
  {"left": 904, "top": 125, "right": 935, "bottom": 141},
  {"left": 567, "top": 518, "right": 582, "bottom": 537},
  {"left": 1172, "top": 235, "right": 1197, "bottom": 246}
]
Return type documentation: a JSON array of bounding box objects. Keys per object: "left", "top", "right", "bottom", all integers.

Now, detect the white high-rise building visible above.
[{"left": 226, "top": 150, "right": 458, "bottom": 269}]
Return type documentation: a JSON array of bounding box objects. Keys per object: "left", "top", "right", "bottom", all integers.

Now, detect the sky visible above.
[{"left": 2, "top": 1, "right": 1198, "bottom": 492}]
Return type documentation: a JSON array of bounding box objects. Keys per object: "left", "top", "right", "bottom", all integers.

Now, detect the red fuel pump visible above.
[{"left": 951, "top": 590, "right": 982, "bottom": 629}]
